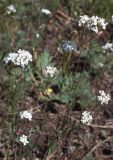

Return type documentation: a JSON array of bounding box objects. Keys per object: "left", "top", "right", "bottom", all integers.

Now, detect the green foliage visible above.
[
  {"left": 84, "top": 153, "right": 95, "bottom": 160},
  {"left": 34, "top": 51, "right": 59, "bottom": 95},
  {"left": 80, "top": 40, "right": 113, "bottom": 76},
  {"left": 75, "top": 72, "right": 94, "bottom": 108},
  {"left": 48, "top": 142, "right": 57, "bottom": 156},
  {"left": 72, "top": 0, "right": 113, "bottom": 20},
  {"left": 89, "top": 0, "right": 113, "bottom": 20},
  {"left": 53, "top": 72, "right": 94, "bottom": 108},
  {"left": 35, "top": 52, "right": 94, "bottom": 108},
  {"left": 35, "top": 51, "right": 55, "bottom": 86},
  {"left": 3, "top": 63, "right": 32, "bottom": 114},
  {"left": 41, "top": 0, "right": 60, "bottom": 11},
  {"left": 36, "top": 51, "right": 53, "bottom": 72}
]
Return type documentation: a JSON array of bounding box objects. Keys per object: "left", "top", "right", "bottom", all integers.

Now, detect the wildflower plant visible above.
[
  {"left": 33, "top": 51, "right": 59, "bottom": 102},
  {"left": 4, "top": 49, "right": 32, "bottom": 109},
  {"left": 58, "top": 40, "right": 77, "bottom": 73},
  {"left": 33, "top": 49, "right": 94, "bottom": 108},
  {"left": 2, "top": 49, "right": 33, "bottom": 144}
]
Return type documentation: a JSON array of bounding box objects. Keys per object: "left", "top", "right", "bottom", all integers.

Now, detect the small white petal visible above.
[
  {"left": 102, "top": 43, "right": 113, "bottom": 51},
  {"left": 41, "top": 9, "right": 51, "bottom": 15}
]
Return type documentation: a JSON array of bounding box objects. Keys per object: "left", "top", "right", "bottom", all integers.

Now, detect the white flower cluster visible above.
[
  {"left": 4, "top": 49, "right": 32, "bottom": 68},
  {"left": 44, "top": 65, "right": 58, "bottom": 78},
  {"left": 102, "top": 43, "right": 113, "bottom": 52},
  {"left": 41, "top": 8, "right": 51, "bottom": 15},
  {"left": 81, "top": 111, "right": 93, "bottom": 125},
  {"left": 20, "top": 110, "right": 32, "bottom": 121},
  {"left": 7, "top": 4, "right": 16, "bottom": 15},
  {"left": 97, "top": 90, "right": 110, "bottom": 105},
  {"left": 20, "top": 135, "right": 29, "bottom": 146},
  {"left": 78, "top": 15, "right": 108, "bottom": 33}
]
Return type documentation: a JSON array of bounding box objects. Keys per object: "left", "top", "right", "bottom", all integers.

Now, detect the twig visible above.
[
  {"left": 83, "top": 136, "right": 113, "bottom": 160},
  {"left": 0, "top": 103, "right": 44, "bottom": 115},
  {"left": 56, "top": 10, "right": 74, "bottom": 21},
  {"left": 89, "top": 124, "right": 113, "bottom": 129},
  {"left": 99, "top": 155, "right": 113, "bottom": 159},
  {"left": 68, "top": 116, "right": 113, "bottom": 129},
  {"left": 46, "top": 151, "right": 58, "bottom": 160}
]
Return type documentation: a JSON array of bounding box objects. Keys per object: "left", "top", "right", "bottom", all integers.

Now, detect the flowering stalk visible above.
[
  {"left": 3, "top": 49, "right": 32, "bottom": 147},
  {"left": 59, "top": 40, "right": 77, "bottom": 73},
  {"left": 63, "top": 52, "right": 72, "bottom": 73}
]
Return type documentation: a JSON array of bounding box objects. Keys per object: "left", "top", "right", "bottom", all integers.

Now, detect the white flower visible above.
[
  {"left": 78, "top": 15, "right": 89, "bottom": 26},
  {"left": 98, "top": 18, "right": 108, "bottom": 30},
  {"left": 44, "top": 65, "right": 58, "bottom": 78},
  {"left": 91, "top": 26, "right": 98, "bottom": 33},
  {"left": 41, "top": 8, "right": 51, "bottom": 15},
  {"left": 91, "top": 16, "right": 98, "bottom": 25},
  {"left": 98, "top": 63, "right": 104, "bottom": 67},
  {"left": 97, "top": 90, "right": 110, "bottom": 105},
  {"left": 4, "top": 49, "right": 32, "bottom": 68},
  {"left": 78, "top": 15, "right": 108, "bottom": 33},
  {"left": 36, "top": 33, "right": 40, "bottom": 39},
  {"left": 81, "top": 111, "right": 93, "bottom": 125},
  {"left": 20, "top": 110, "right": 32, "bottom": 121},
  {"left": 102, "top": 43, "right": 113, "bottom": 51},
  {"left": 20, "top": 135, "right": 29, "bottom": 146},
  {"left": 7, "top": 4, "right": 16, "bottom": 15}
]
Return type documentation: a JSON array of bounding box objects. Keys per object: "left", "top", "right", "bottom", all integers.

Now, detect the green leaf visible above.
[
  {"left": 84, "top": 153, "right": 95, "bottom": 160},
  {"left": 37, "top": 51, "right": 52, "bottom": 71}
]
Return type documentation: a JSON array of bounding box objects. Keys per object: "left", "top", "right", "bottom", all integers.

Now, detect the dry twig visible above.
[{"left": 83, "top": 136, "right": 113, "bottom": 160}]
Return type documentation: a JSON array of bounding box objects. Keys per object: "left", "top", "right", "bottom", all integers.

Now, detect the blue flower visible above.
[{"left": 58, "top": 40, "right": 77, "bottom": 54}]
